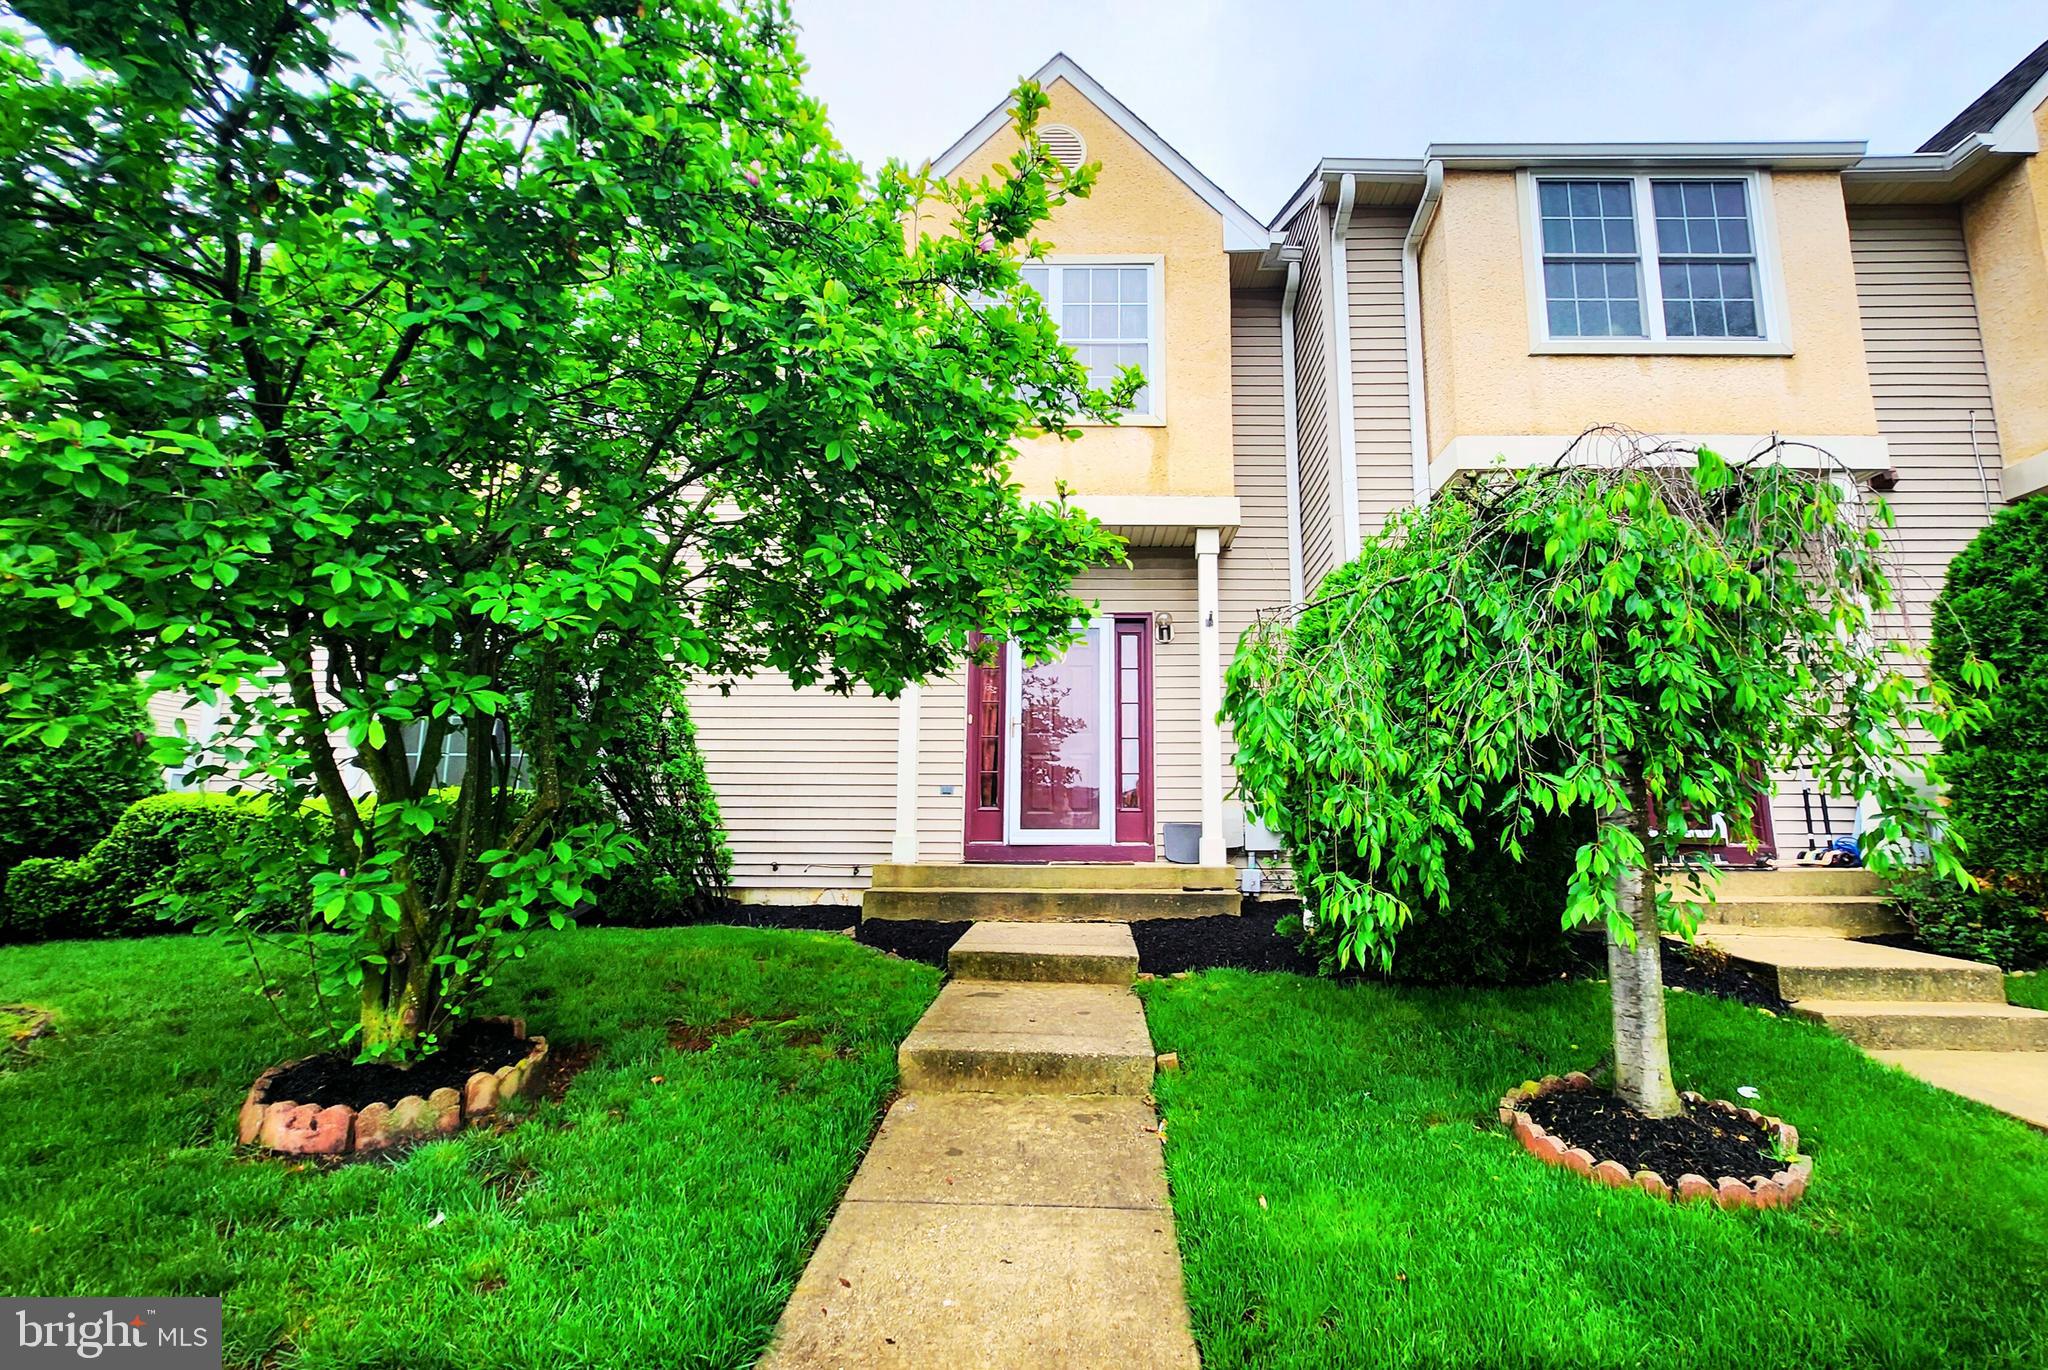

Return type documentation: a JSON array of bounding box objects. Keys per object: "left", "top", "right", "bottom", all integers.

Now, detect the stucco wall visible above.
[
  {"left": 1420, "top": 169, "right": 1881, "bottom": 452},
  {"left": 927, "top": 78, "right": 1234, "bottom": 500},
  {"left": 1961, "top": 95, "right": 2048, "bottom": 486}
]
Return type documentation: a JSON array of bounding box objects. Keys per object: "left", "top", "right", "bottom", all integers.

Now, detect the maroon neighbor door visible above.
[{"left": 963, "top": 615, "right": 1154, "bottom": 862}]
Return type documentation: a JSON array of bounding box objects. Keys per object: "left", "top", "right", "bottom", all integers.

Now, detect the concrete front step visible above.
[
  {"left": 949, "top": 921, "right": 1139, "bottom": 985},
  {"left": 864, "top": 887, "right": 1240, "bottom": 922},
  {"left": 1660, "top": 867, "right": 1887, "bottom": 898},
  {"left": 1792, "top": 999, "right": 2048, "bottom": 1051},
  {"left": 874, "top": 862, "right": 1237, "bottom": 891},
  {"left": 1680, "top": 895, "right": 1905, "bottom": 937},
  {"left": 898, "top": 981, "right": 1156, "bottom": 1096},
  {"left": 1697, "top": 931, "right": 2007, "bottom": 1004}
]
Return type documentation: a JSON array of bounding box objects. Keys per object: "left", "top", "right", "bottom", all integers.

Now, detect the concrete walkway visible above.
[
  {"left": 1674, "top": 867, "right": 2048, "bottom": 1129},
  {"left": 760, "top": 921, "right": 1199, "bottom": 1368}
]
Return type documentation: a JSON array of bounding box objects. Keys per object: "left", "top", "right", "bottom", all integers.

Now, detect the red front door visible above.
[{"left": 964, "top": 615, "right": 1154, "bottom": 862}]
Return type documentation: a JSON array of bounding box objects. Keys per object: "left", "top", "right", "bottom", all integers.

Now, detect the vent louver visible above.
[{"left": 1039, "top": 123, "right": 1086, "bottom": 172}]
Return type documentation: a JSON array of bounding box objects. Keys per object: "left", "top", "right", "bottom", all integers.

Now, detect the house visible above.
[{"left": 682, "top": 43, "right": 2048, "bottom": 910}]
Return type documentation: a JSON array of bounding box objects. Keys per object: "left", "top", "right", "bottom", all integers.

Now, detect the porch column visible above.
[
  {"left": 890, "top": 682, "right": 920, "bottom": 865},
  {"left": 1195, "top": 528, "right": 1227, "bottom": 867}
]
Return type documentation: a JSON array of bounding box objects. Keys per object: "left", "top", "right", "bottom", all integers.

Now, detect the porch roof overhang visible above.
[{"left": 1070, "top": 494, "right": 1241, "bottom": 549}]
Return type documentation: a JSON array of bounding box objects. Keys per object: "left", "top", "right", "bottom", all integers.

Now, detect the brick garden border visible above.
[
  {"left": 236, "top": 1016, "right": 550, "bottom": 1157},
  {"left": 1498, "top": 1073, "right": 1811, "bottom": 1210}
]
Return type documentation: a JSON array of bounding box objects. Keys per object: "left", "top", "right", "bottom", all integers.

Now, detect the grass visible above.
[
  {"left": 0, "top": 926, "right": 939, "bottom": 1369},
  {"left": 2008, "top": 972, "right": 2048, "bottom": 1011},
  {"left": 1140, "top": 970, "right": 2048, "bottom": 1369}
]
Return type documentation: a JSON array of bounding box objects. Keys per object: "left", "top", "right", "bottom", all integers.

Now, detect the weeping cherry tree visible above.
[{"left": 1226, "top": 430, "right": 1985, "bottom": 1114}]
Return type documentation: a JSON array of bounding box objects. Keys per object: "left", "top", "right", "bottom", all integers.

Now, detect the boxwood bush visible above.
[
  {"left": 1891, "top": 869, "right": 2048, "bottom": 972},
  {"left": 0, "top": 793, "right": 327, "bottom": 943},
  {"left": 1931, "top": 497, "right": 2048, "bottom": 891},
  {"left": 0, "top": 653, "right": 159, "bottom": 924},
  {"left": 1282, "top": 805, "right": 1592, "bottom": 987},
  {"left": 1924, "top": 497, "right": 2048, "bottom": 968}
]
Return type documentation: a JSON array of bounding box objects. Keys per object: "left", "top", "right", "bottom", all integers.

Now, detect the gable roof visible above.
[
  {"left": 929, "top": 53, "right": 1273, "bottom": 254},
  {"left": 1920, "top": 37, "right": 2048, "bottom": 153}
]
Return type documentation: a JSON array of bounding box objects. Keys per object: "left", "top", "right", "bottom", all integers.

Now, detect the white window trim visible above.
[
  {"left": 1025, "top": 253, "right": 1167, "bottom": 426},
  {"left": 1516, "top": 169, "right": 1794, "bottom": 357}
]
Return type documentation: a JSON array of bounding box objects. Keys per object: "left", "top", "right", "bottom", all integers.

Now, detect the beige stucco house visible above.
[{"left": 670, "top": 44, "right": 2048, "bottom": 908}]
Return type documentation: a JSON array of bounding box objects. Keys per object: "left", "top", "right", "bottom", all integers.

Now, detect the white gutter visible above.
[
  {"left": 1278, "top": 256, "right": 1306, "bottom": 604},
  {"left": 1326, "top": 172, "right": 1362, "bottom": 563},
  {"left": 1401, "top": 159, "right": 1444, "bottom": 506}
]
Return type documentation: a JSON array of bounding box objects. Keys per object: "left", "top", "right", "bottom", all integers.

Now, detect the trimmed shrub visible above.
[
  {"left": 1930, "top": 497, "right": 2048, "bottom": 893},
  {"left": 1288, "top": 802, "right": 1592, "bottom": 987},
  {"left": 0, "top": 857, "right": 99, "bottom": 942},
  {"left": 0, "top": 793, "right": 327, "bottom": 943},
  {"left": 1892, "top": 870, "right": 2048, "bottom": 971},
  {"left": 0, "top": 653, "right": 159, "bottom": 924},
  {"left": 1382, "top": 807, "right": 1596, "bottom": 985}
]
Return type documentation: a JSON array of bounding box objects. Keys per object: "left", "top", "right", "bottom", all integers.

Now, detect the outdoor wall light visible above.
[{"left": 1154, "top": 612, "right": 1174, "bottom": 644}]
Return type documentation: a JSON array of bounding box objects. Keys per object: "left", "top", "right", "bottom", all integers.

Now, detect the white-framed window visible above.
[
  {"left": 402, "top": 719, "right": 527, "bottom": 790},
  {"left": 1518, "top": 170, "right": 1791, "bottom": 355},
  {"left": 1019, "top": 257, "right": 1164, "bottom": 422}
]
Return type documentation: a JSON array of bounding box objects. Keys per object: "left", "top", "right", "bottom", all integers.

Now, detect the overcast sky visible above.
[{"left": 793, "top": 0, "right": 2044, "bottom": 218}]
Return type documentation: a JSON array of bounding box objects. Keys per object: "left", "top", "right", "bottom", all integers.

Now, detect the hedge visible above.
[
  {"left": 1930, "top": 496, "right": 2048, "bottom": 891},
  {"left": 0, "top": 793, "right": 326, "bottom": 943}
]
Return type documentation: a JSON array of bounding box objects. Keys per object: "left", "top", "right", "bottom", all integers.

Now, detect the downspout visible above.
[
  {"left": 1402, "top": 159, "right": 1444, "bottom": 506},
  {"left": 1278, "top": 257, "right": 1306, "bottom": 605},
  {"left": 1326, "top": 173, "right": 1362, "bottom": 562}
]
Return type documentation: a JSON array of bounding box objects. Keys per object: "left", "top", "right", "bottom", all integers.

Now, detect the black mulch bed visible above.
[
  {"left": 1661, "top": 940, "right": 1790, "bottom": 1013},
  {"left": 1131, "top": 903, "right": 1318, "bottom": 975},
  {"left": 709, "top": 900, "right": 1317, "bottom": 975},
  {"left": 265, "top": 1017, "right": 531, "bottom": 1111},
  {"left": 856, "top": 919, "right": 970, "bottom": 967},
  {"left": 1523, "top": 1088, "right": 1781, "bottom": 1179},
  {"left": 692, "top": 901, "right": 854, "bottom": 933},
  {"left": 1562, "top": 932, "right": 1789, "bottom": 1012}
]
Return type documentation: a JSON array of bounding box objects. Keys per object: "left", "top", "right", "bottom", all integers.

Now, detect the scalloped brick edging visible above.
[
  {"left": 236, "top": 1016, "right": 550, "bottom": 1157},
  {"left": 1497, "top": 1074, "right": 1811, "bottom": 1210}
]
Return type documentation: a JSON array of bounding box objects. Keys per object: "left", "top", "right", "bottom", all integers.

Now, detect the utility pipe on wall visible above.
[
  {"left": 1278, "top": 257, "right": 1306, "bottom": 605},
  {"left": 1402, "top": 159, "right": 1444, "bottom": 506},
  {"left": 1327, "top": 172, "right": 1362, "bottom": 562}
]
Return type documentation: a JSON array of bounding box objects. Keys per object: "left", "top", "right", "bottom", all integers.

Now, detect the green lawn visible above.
[
  {"left": 2008, "top": 972, "right": 2048, "bottom": 1011},
  {"left": 1140, "top": 970, "right": 2048, "bottom": 1369},
  {"left": 0, "top": 926, "right": 939, "bottom": 1369}
]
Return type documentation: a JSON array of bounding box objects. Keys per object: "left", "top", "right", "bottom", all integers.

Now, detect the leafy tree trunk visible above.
[
  {"left": 1606, "top": 776, "right": 1683, "bottom": 1117},
  {"left": 360, "top": 954, "right": 436, "bottom": 1058}
]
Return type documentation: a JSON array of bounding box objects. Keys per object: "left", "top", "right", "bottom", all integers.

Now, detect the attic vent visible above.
[{"left": 1040, "top": 123, "right": 1086, "bottom": 172}]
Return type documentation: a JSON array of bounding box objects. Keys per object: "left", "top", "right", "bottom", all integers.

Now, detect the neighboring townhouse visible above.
[{"left": 690, "top": 44, "right": 2048, "bottom": 904}]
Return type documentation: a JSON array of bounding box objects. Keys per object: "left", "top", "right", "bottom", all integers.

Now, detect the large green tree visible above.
[
  {"left": 1226, "top": 434, "right": 1979, "bottom": 1114},
  {"left": 0, "top": 0, "right": 1126, "bottom": 1058}
]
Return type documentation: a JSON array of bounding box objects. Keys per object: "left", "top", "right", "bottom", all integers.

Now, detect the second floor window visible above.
[
  {"left": 1020, "top": 262, "right": 1159, "bottom": 419},
  {"left": 1531, "top": 173, "right": 1775, "bottom": 350}
]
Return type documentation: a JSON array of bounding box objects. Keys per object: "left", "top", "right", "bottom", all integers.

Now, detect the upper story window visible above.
[
  {"left": 1522, "top": 171, "right": 1788, "bottom": 355},
  {"left": 1019, "top": 260, "right": 1162, "bottom": 422}
]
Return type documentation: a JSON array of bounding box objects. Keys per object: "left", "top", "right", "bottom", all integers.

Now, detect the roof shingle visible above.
[{"left": 1920, "top": 38, "right": 2048, "bottom": 153}]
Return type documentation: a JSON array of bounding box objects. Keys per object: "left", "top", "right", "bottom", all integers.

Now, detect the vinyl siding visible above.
[
  {"left": 1767, "top": 206, "right": 2003, "bottom": 851},
  {"left": 1221, "top": 290, "right": 1294, "bottom": 646},
  {"left": 1222, "top": 289, "right": 1296, "bottom": 839},
  {"left": 1345, "top": 210, "right": 1416, "bottom": 537},
  {"left": 686, "top": 675, "right": 897, "bottom": 891},
  {"left": 1287, "top": 202, "right": 1338, "bottom": 591}
]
